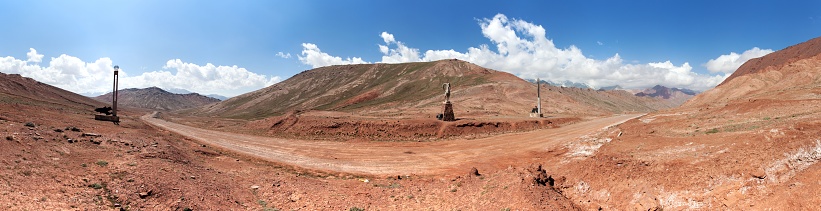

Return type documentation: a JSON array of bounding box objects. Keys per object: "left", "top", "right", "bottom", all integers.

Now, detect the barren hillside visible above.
[
  {"left": 0, "top": 72, "right": 104, "bottom": 110},
  {"left": 584, "top": 36, "right": 821, "bottom": 209},
  {"left": 193, "top": 59, "right": 673, "bottom": 120},
  {"left": 0, "top": 67, "right": 580, "bottom": 210},
  {"left": 94, "top": 87, "right": 220, "bottom": 111},
  {"left": 685, "top": 36, "right": 821, "bottom": 107}
]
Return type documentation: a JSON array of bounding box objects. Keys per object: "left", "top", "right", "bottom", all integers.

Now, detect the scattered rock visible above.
[
  {"left": 53, "top": 128, "right": 64, "bottom": 132},
  {"left": 67, "top": 138, "right": 75, "bottom": 143},
  {"left": 138, "top": 190, "right": 153, "bottom": 199},
  {"left": 81, "top": 133, "right": 102, "bottom": 138},
  {"left": 66, "top": 126, "right": 82, "bottom": 132},
  {"left": 250, "top": 185, "right": 260, "bottom": 190},
  {"left": 24, "top": 122, "right": 35, "bottom": 127},
  {"left": 288, "top": 193, "right": 302, "bottom": 202},
  {"left": 470, "top": 167, "right": 481, "bottom": 176},
  {"left": 530, "top": 164, "right": 554, "bottom": 186},
  {"left": 751, "top": 169, "right": 767, "bottom": 179},
  {"left": 90, "top": 139, "right": 102, "bottom": 145}
]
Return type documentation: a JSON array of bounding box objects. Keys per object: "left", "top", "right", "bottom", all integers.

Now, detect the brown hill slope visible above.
[
  {"left": 194, "top": 59, "right": 673, "bottom": 120},
  {"left": 0, "top": 72, "right": 103, "bottom": 110},
  {"left": 541, "top": 86, "right": 677, "bottom": 114},
  {"left": 592, "top": 37, "right": 821, "bottom": 209},
  {"left": 685, "top": 36, "right": 821, "bottom": 107},
  {"left": 95, "top": 87, "right": 220, "bottom": 111},
  {"left": 719, "top": 36, "right": 821, "bottom": 87}
]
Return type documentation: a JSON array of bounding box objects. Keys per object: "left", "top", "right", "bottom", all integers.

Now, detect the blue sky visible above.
[{"left": 1, "top": 1, "right": 820, "bottom": 96}]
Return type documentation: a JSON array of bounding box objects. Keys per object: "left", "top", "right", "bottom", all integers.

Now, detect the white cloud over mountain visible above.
[
  {"left": 0, "top": 50, "right": 280, "bottom": 97},
  {"left": 704, "top": 47, "right": 773, "bottom": 73},
  {"left": 26, "top": 48, "right": 44, "bottom": 63},
  {"left": 298, "top": 13, "right": 764, "bottom": 91},
  {"left": 298, "top": 43, "right": 369, "bottom": 68}
]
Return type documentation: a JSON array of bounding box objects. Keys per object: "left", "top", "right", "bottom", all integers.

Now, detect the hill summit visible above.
[
  {"left": 94, "top": 87, "right": 220, "bottom": 111},
  {"left": 194, "top": 59, "right": 676, "bottom": 120}
]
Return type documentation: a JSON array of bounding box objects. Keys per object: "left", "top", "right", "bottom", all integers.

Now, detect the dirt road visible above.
[{"left": 142, "top": 113, "right": 643, "bottom": 176}]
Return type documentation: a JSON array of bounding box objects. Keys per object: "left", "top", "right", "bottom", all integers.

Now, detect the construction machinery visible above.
[{"left": 94, "top": 65, "right": 120, "bottom": 124}]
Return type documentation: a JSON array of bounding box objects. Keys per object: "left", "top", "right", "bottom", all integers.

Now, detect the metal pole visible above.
[
  {"left": 112, "top": 66, "right": 119, "bottom": 117},
  {"left": 537, "top": 78, "right": 541, "bottom": 115}
]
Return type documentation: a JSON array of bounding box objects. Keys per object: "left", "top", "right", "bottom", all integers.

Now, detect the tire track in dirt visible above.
[{"left": 142, "top": 113, "right": 643, "bottom": 176}]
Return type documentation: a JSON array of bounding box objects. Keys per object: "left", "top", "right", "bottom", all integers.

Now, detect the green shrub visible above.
[
  {"left": 706, "top": 128, "right": 720, "bottom": 134},
  {"left": 95, "top": 160, "right": 108, "bottom": 167}
]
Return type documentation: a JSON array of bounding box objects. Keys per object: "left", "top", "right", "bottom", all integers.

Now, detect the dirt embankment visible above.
[
  {"left": 0, "top": 102, "right": 583, "bottom": 210},
  {"left": 245, "top": 110, "right": 582, "bottom": 141}
]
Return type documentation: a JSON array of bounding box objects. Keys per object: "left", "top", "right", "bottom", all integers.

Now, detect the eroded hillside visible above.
[{"left": 192, "top": 59, "right": 675, "bottom": 120}]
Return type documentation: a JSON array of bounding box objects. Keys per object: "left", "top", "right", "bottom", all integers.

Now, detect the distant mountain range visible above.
[
  {"left": 597, "top": 85, "right": 625, "bottom": 91},
  {"left": 524, "top": 79, "right": 698, "bottom": 106},
  {"left": 83, "top": 87, "right": 229, "bottom": 101},
  {"left": 634, "top": 85, "right": 698, "bottom": 106},
  {"left": 525, "top": 79, "right": 592, "bottom": 89},
  {"left": 204, "top": 94, "right": 228, "bottom": 101},
  {"left": 93, "top": 87, "right": 221, "bottom": 111},
  {"left": 635, "top": 85, "right": 697, "bottom": 99},
  {"left": 166, "top": 88, "right": 229, "bottom": 101}
]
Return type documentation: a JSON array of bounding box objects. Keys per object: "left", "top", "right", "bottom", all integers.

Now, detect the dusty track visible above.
[{"left": 142, "top": 113, "right": 643, "bottom": 176}]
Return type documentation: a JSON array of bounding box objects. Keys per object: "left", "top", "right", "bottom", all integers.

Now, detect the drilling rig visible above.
[{"left": 94, "top": 65, "right": 120, "bottom": 124}]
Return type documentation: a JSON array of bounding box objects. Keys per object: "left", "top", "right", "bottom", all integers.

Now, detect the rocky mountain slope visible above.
[
  {"left": 685, "top": 36, "right": 821, "bottom": 107},
  {"left": 590, "top": 36, "right": 821, "bottom": 210},
  {"left": 194, "top": 59, "right": 674, "bottom": 119},
  {"left": 94, "top": 87, "right": 220, "bottom": 111},
  {"left": 634, "top": 85, "right": 697, "bottom": 106},
  {"left": 0, "top": 72, "right": 104, "bottom": 110}
]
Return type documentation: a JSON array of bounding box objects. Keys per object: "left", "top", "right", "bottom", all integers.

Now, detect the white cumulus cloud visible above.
[
  {"left": 298, "top": 43, "right": 369, "bottom": 68},
  {"left": 26, "top": 48, "right": 44, "bottom": 63},
  {"left": 380, "top": 32, "right": 395, "bottom": 43},
  {"left": 276, "top": 52, "right": 291, "bottom": 59},
  {"left": 704, "top": 47, "right": 773, "bottom": 73},
  {"left": 123, "top": 59, "right": 281, "bottom": 97},
  {"left": 0, "top": 48, "right": 281, "bottom": 97},
  {"left": 299, "top": 14, "right": 733, "bottom": 91},
  {"left": 379, "top": 32, "right": 421, "bottom": 63}
]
